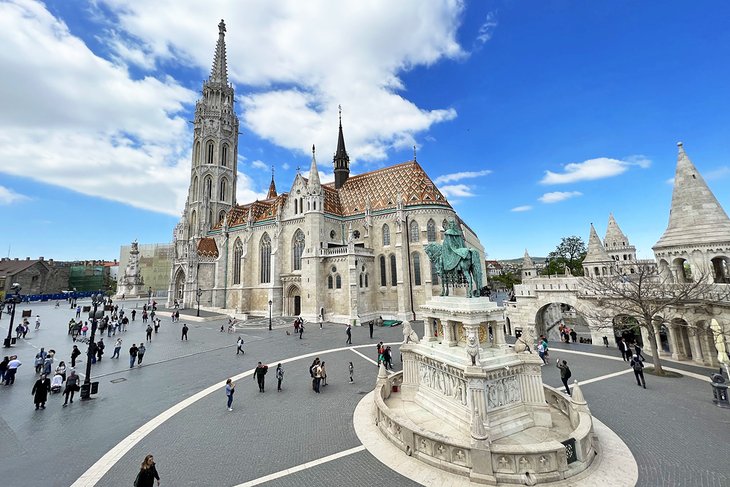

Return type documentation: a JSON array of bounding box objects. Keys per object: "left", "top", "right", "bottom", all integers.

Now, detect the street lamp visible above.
[
  {"left": 81, "top": 293, "right": 104, "bottom": 400},
  {"left": 196, "top": 288, "right": 203, "bottom": 317},
  {"left": 268, "top": 300, "right": 273, "bottom": 331},
  {"left": 148, "top": 286, "right": 153, "bottom": 306},
  {"left": 3, "top": 283, "right": 22, "bottom": 348}
]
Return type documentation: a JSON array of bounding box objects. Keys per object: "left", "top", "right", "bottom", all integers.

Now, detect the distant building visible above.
[
  {"left": 0, "top": 257, "right": 67, "bottom": 298},
  {"left": 484, "top": 260, "right": 503, "bottom": 277},
  {"left": 67, "top": 260, "right": 118, "bottom": 292},
  {"left": 118, "top": 243, "right": 173, "bottom": 298}
]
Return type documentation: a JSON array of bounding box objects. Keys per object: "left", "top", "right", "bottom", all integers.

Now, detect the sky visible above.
[{"left": 1, "top": 0, "right": 730, "bottom": 262}]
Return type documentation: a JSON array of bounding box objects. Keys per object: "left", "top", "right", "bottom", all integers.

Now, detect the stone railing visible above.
[
  {"left": 374, "top": 372, "right": 597, "bottom": 485},
  {"left": 319, "top": 246, "right": 375, "bottom": 257}
]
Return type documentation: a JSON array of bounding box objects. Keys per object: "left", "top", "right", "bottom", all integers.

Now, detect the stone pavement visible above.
[{"left": 0, "top": 301, "right": 727, "bottom": 487}]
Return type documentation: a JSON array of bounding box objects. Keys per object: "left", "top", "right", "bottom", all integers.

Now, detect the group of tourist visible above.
[
  {"left": 557, "top": 323, "right": 577, "bottom": 343},
  {"left": 376, "top": 342, "right": 394, "bottom": 370}
]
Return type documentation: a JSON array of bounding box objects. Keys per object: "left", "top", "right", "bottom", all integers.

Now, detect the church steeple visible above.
[
  {"left": 209, "top": 20, "right": 229, "bottom": 85},
  {"left": 308, "top": 145, "right": 321, "bottom": 191},
  {"left": 266, "top": 166, "right": 277, "bottom": 199},
  {"left": 333, "top": 105, "right": 350, "bottom": 189}
]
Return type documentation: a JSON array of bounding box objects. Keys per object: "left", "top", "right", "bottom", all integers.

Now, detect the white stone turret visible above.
[
  {"left": 583, "top": 223, "right": 613, "bottom": 277},
  {"left": 604, "top": 213, "right": 636, "bottom": 263},
  {"left": 521, "top": 249, "right": 536, "bottom": 281}
]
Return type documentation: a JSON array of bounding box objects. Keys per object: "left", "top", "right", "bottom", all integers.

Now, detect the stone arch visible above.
[
  {"left": 206, "top": 140, "right": 215, "bottom": 164},
  {"left": 204, "top": 176, "right": 213, "bottom": 200},
  {"left": 657, "top": 259, "right": 672, "bottom": 282},
  {"left": 382, "top": 224, "right": 391, "bottom": 246},
  {"left": 672, "top": 257, "right": 692, "bottom": 283},
  {"left": 194, "top": 141, "right": 201, "bottom": 164},
  {"left": 219, "top": 178, "right": 228, "bottom": 202},
  {"left": 221, "top": 143, "right": 229, "bottom": 167},
  {"left": 191, "top": 176, "right": 199, "bottom": 202},
  {"left": 173, "top": 267, "right": 186, "bottom": 301},
  {"left": 292, "top": 229, "right": 305, "bottom": 271},
  {"left": 426, "top": 219, "right": 437, "bottom": 242},
  {"left": 409, "top": 219, "right": 419, "bottom": 243},
  {"left": 232, "top": 237, "right": 243, "bottom": 285},
  {"left": 190, "top": 210, "right": 197, "bottom": 233},
  {"left": 285, "top": 284, "right": 302, "bottom": 316},
  {"left": 532, "top": 295, "right": 595, "bottom": 343},
  {"left": 710, "top": 255, "right": 730, "bottom": 283},
  {"left": 670, "top": 317, "right": 693, "bottom": 360}
]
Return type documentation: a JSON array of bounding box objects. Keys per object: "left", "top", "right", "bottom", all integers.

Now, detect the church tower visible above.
[
  {"left": 333, "top": 106, "right": 350, "bottom": 189},
  {"left": 521, "top": 249, "right": 536, "bottom": 281},
  {"left": 185, "top": 20, "right": 239, "bottom": 238}
]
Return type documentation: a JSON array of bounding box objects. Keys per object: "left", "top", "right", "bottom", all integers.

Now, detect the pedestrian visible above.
[
  {"left": 111, "top": 337, "right": 122, "bottom": 358},
  {"left": 137, "top": 343, "right": 146, "bottom": 366},
  {"left": 34, "top": 348, "right": 46, "bottom": 374},
  {"left": 236, "top": 336, "right": 244, "bottom": 355},
  {"left": 142, "top": 311, "right": 148, "bottom": 324},
  {"left": 134, "top": 454, "right": 161, "bottom": 487},
  {"left": 129, "top": 343, "right": 139, "bottom": 368},
  {"left": 570, "top": 329, "right": 577, "bottom": 343},
  {"left": 32, "top": 374, "right": 51, "bottom": 409},
  {"left": 154, "top": 318, "right": 161, "bottom": 333},
  {"left": 346, "top": 323, "right": 352, "bottom": 344},
  {"left": 63, "top": 369, "right": 79, "bottom": 406},
  {"left": 75, "top": 306, "right": 81, "bottom": 318},
  {"left": 81, "top": 322, "right": 88, "bottom": 336},
  {"left": 376, "top": 341, "right": 384, "bottom": 365},
  {"left": 174, "top": 310, "right": 180, "bottom": 323},
  {"left": 619, "top": 338, "right": 630, "bottom": 361},
  {"left": 349, "top": 362, "right": 354, "bottom": 383},
  {"left": 146, "top": 324, "right": 153, "bottom": 342},
  {"left": 369, "top": 319, "right": 374, "bottom": 339},
  {"left": 35, "top": 315, "right": 41, "bottom": 331},
  {"left": 320, "top": 361, "right": 328, "bottom": 386},
  {"left": 537, "top": 340, "right": 547, "bottom": 366},
  {"left": 43, "top": 356, "right": 53, "bottom": 376},
  {"left": 225, "top": 378, "right": 235, "bottom": 411},
  {"left": 96, "top": 338, "right": 105, "bottom": 361},
  {"left": 122, "top": 316, "right": 129, "bottom": 332},
  {"left": 299, "top": 321, "right": 304, "bottom": 339},
  {"left": 383, "top": 346, "right": 393, "bottom": 370},
  {"left": 309, "top": 358, "right": 320, "bottom": 391},
  {"left": 131, "top": 309, "right": 136, "bottom": 321},
  {"left": 4, "top": 355, "right": 21, "bottom": 385},
  {"left": 0, "top": 356, "right": 8, "bottom": 384},
  {"left": 71, "top": 345, "right": 81, "bottom": 368},
  {"left": 313, "top": 361, "right": 322, "bottom": 393},
  {"left": 55, "top": 361, "right": 67, "bottom": 382},
  {"left": 634, "top": 343, "right": 645, "bottom": 362},
  {"left": 253, "top": 362, "right": 268, "bottom": 392},
  {"left": 602, "top": 336, "right": 609, "bottom": 347},
  {"left": 276, "top": 363, "right": 284, "bottom": 391},
  {"left": 556, "top": 358, "right": 572, "bottom": 396},
  {"left": 181, "top": 323, "right": 188, "bottom": 340},
  {"left": 630, "top": 354, "right": 646, "bottom": 388}
]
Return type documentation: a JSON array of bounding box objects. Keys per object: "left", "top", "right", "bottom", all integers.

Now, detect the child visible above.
[{"left": 349, "top": 362, "right": 354, "bottom": 383}]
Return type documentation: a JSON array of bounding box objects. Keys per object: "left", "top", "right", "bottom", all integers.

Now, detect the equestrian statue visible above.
[{"left": 425, "top": 220, "right": 483, "bottom": 298}]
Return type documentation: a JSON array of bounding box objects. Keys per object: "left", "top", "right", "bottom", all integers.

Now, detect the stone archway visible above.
[
  {"left": 670, "top": 318, "right": 693, "bottom": 360},
  {"left": 612, "top": 314, "right": 643, "bottom": 347},
  {"left": 286, "top": 284, "right": 302, "bottom": 316},
  {"left": 534, "top": 301, "right": 591, "bottom": 343},
  {"left": 174, "top": 268, "right": 186, "bottom": 303}
]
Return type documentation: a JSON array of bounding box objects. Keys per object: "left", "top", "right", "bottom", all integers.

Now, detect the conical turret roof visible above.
[
  {"left": 654, "top": 143, "right": 730, "bottom": 250},
  {"left": 604, "top": 213, "right": 630, "bottom": 248},
  {"left": 583, "top": 223, "right": 612, "bottom": 263},
  {"left": 308, "top": 145, "right": 321, "bottom": 192},
  {"left": 266, "top": 168, "right": 277, "bottom": 199},
  {"left": 522, "top": 249, "right": 535, "bottom": 269},
  {"left": 208, "top": 20, "right": 229, "bottom": 85}
]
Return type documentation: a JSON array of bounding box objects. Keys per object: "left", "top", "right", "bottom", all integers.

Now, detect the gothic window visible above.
[
  {"left": 427, "top": 219, "right": 437, "bottom": 242},
  {"left": 409, "top": 220, "right": 419, "bottom": 242},
  {"left": 219, "top": 179, "right": 227, "bottom": 202},
  {"left": 190, "top": 210, "right": 197, "bottom": 232},
  {"left": 390, "top": 254, "right": 397, "bottom": 286},
  {"left": 335, "top": 274, "right": 342, "bottom": 289},
  {"left": 294, "top": 199, "right": 298, "bottom": 214},
  {"left": 292, "top": 229, "right": 305, "bottom": 271},
  {"left": 192, "top": 177, "right": 199, "bottom": 202},
  {"left": 194, "top": 141, "right": 201, "bottom": 164},
  {"left": 218, "top": 210, "right": 225, "bottom": 225},
  {"left": 233, "top": 238, "right": 243, "bottom": 284},
  {"left": 359, "top": 274, "right": 363, "bottom": 288},
  {"left": 365, "top": 274, "right": 369, "bottom": 287},
  {"left": 380, "top": 255, "right": 387, "bottom": 286},
  {"left": 208, "top": 210, "right": 213, "bottom": 227},
  {"left": 430, "top": 259, "right": 439, "bottom": 285},
  {"left": 382, "top": 224, "right": 390, "bottom": 246},
  {"left": 206, "top": 141, "right": 214, "bottom": 164},
  {"left": 412, "top": 252, "right": 422, "bottom": 286},
  {"left": 327, "top": 275, "right": 333, "bottom": 289},
  {"left": 260, "top": 233, "right": 271, "bottom": 283},
  {"left": 204, "top": 176, "right": 213, "bottom": 200},
  {"left": 221, "top": 144, "right": 228, "bottom": 167}
]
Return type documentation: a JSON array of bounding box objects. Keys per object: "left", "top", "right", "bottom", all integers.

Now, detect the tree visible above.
[
  {"left": 580, "top": 264, "right": 729, "bottom": 375},
  {"left": 491, "top": 272, "right": 521, "bottom": 291},
  {"left": 549, "top": 236, "right": 586, "bottom": 276}
]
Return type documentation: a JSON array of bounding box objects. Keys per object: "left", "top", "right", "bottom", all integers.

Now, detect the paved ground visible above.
[{"left": 0, "top": 300, "right": 727, "bottom": 487}]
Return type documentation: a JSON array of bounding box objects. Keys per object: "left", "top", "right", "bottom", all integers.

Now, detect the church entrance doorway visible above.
[
  {"left": 294, "top": 296, "right": 301, "bottom": 316},
  {"left": 286, "top": 285, "right": 301, "bottom": 317},
  {"left": 174, "top": 269, "right": 185, "bottom": 302}
]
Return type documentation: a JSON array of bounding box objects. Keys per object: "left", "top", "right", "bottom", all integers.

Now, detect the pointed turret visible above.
[
  {"left": 584, "top": 224, "right": 612, "bottom": 263},
  {"left": 266, "top": 166, "right": 277, "bottom": 199},
  {"left": 654, "top": 142, "right": 730, "bottom": 250},
  {"left": 604, "top": 213, "right": 630, "bottom": 248},
  {"left": 521, "top": 249, "right": 536, "bottom": 281},
  {"left": 333, "top": 105, "right": 350, "bottom": 189},
  {"left": 209, "top": 20, "right": 229, "bottom": 85},
  {"left": 308, "top": 144, "right": 321, "bottom": 192}
]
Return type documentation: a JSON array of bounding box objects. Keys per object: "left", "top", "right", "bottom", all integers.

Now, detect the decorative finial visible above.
[
  {"left": 338, "top": 104, "right": 342, "bottom": 125},
  {"left": 218, "top": 19, "right": 226, "bottom": 35},
  {"left": 413, "top": 145, "right": 417, "bottom": 162},
  {"left": 271, "top": 165, "right": 275, "bottom": 180},
  {"left": 677, "top": 141, "right": 683, "bottom": 147},
  {"left": 312, "top": 144, "right": 316, "bottom": 156}
]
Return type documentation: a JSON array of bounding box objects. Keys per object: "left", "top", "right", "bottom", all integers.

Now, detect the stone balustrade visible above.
[{"left": 318, "top": 246, "right": 374, "bottom": 257}]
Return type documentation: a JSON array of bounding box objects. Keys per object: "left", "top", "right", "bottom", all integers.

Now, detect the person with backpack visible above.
[
  {"left": 298, "top": 321, "right": 304, "bottom": 339},
  {"left": 63, "top": 369, "right": 80, "bottom": 406},
  {"left": 236, "top": 336, "right": 244, "bottom": 355},
  {"left": 275, "top": 364, "right": 284, "bottom": 391},
  {"left": 253, "top": 362, "right": 268, "bottom": 393},
  {"left": 630, "top": 354, "right": 646, "bottom": 388},
  {"left": 137, "top": 344, "right": 146, "bottom": 366},
  {"left": 146, "top": 324, "right": 153, "bottom": 342},
  {"left": 556, "top": 358, "right": 572, "bottom": 396}
]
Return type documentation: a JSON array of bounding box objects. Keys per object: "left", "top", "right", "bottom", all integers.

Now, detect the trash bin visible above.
[
  {"left": 711, "top": 374, "right": 729, "bottom": 408},
  {"left": 90, "top": 381, "right": 100, "bottom": 395},
  {"left": 80, "top": 383, "right": 91, "bottom": 399},
  {"left": 10, "top": 337, "right": 16, "bottom": 345},
  {"left": 515, "top": 328, "right": 523, "bottom": 339}
]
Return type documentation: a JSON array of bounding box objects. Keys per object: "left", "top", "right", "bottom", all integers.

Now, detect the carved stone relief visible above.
[{"left": 486, "top": 376, "right": 521, "bottom": 409}]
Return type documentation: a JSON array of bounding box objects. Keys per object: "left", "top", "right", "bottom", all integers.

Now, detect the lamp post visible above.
[
  {"left": 81, "top": 293, "right": 104, "bottom": 400},
  {"left": 268, "top": 300, "right": 273, "bottom": 331},
  {"left": 148, "top": 286, "right": 153, "bottom": 306},
  {"left": 3, "top": 283, "right": 22, "bottom": 348},
  {"left": 196, "top": 288, "right": 203, "bottom": 317}
]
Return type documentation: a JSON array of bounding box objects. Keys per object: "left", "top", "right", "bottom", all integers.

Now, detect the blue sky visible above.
[{"left": 1, "top": 0, "right": 730, "bottom": 262}]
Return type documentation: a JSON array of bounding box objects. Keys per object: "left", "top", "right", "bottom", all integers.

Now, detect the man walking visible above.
[
  {"left": 129, "top": 343, "right": 138, "bottom": 368},
  {"left": 131, "top": 309, "right": 136, "bottom": 321},
  {"left": 181, "top": 323, "right": 189, "bottom": 340},
  {"left": 630, "top": 354, "right": 646, "bottom": 388},
  {"left": 298, "top": 322, "right": 304, "bottom": 339},
  {"left": 4, "top": 355, "right": 21, "bottom": 385},
  {"left": 346, "top": 324, "right": 352, "bottom": 345},
  {"left": 96, "top": 338, "right": 105, "bottom": 362},
  {"left": 619, "top": 338, "right": 631, "bottom": 361},
  {"left": 556, "top": 358, "right": 572, "bottom": 396},
  {"left": 112, "top": 338, "right": 122, "bottom": 359},
  {"left": 137, "top": 343, "right": 146, "bottom": 366},
  {"left": 253, "top": 362, "right": 268, "bottom": 392},
  {"left": 71, "top": 345, "right": 81, "bottom": 368},
  {"left": 236, "top": 336, "right": 244, "bottom": 355},
  {"left": 146, "top": 324, "right": 153, "bottom": 342}
]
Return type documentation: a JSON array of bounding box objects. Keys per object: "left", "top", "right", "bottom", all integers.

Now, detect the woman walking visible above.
[
  {"left": 134, "top": 454, "right": 161, "bottom": 487},
  {"left": 320, "top": 361, "right": 328, "bottom": 387},
  {"left": 63, "top": 369, "right": 79, "bottom": 406},
  {"left": 31, "top": 374, "right": 51, "bottom": 410},
  {"left": 55, "top": 361, "right": 67, "bottom": 381},
  {"left": 225, "top": 378, "right": 235, "bottom": 411},
  {"left": 276, "top": 364, "right": 284, "bottom": 391}
]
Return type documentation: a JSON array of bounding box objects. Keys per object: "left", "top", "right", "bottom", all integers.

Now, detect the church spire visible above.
[
  {"left": 654, "top": 142, "right": 730, "bottom": 250},
  {"left": 604, "top": 213, "right": 630, "bottom": 248},
  {"left": 333, "top": 104, "right": 350, "bottom": 189},
  {"left": 209, "top": 19, "right": 229, "bottom": 84},
  {"left": 584, "top": 223, "right": 612, "bottom": 264},
  {"left": 266, "top": 166, "right": 277, "bottom": 199},
  {"left": 308, "top": 144, "right": 321, "bottom": 191}
]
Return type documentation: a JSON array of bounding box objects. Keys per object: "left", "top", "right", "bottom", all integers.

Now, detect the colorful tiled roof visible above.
[{"left": 197, "top": 238, "right": 219, "bottom": 258}]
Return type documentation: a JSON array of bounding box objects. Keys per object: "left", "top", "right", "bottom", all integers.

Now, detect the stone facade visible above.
[
  {"left": 167, "top": 22, "right": 485, "bottom": 323},
  {"left": 0, "top": 258, "right": 68, "bottom": 298}
]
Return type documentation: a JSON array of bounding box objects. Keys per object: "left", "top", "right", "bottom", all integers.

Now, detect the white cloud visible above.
[
  {"left": 303, "top": 169, "right": 335, "bottom": 185},
  {"left": 0, "top": 185, "right": 29, "bottom": 205},
  {"left": 705, "top": 166, "right": 730, "bottom": 181},
  {"left": 666, "top": 177, "right": 675, "bottom": 185},
  {"left": 540, "top": 156, "right": 651, "bottom": 185},
  {"left": 251, "top": 160, "right": 269, "bottom": 171},
  {"left": 236, "top": 172, "right": 268, "bottom": 203},
  {"left": 434, "top": 169, "right": 492, "bottom": 184},
  {"left": 476, "top": 12, "right": 498, "bottom": 45},
  {"left": 538, "top": 191, "right": 582, "bottom": 203},
  {"left": 440, "top": 184, "right": 474, "bottom": 198},
  {"left": 282, "top": 163, "right": 291, "bottom": 170},
  {"left": 510, "top": 205, "right": 532, "bottom": 212}
]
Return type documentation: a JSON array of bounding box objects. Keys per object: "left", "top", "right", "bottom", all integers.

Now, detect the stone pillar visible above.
[
  {"left": 446, "top": 320, "right": 458, "bottom": 347},
  {"left": 466, "top": 374, "right": 489, "bottom": 442},
  {"left": 423, "top": 316, "right": 436, "bottom": 341},
  {"left": 688, "top": 331, "right": 703, "bottom": 364},
  {"left": 668, "top": 325, "right": 682, "bottom": 360},
  {"left": 492, "top": 320, "right": 506, "bottom": 347}
]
